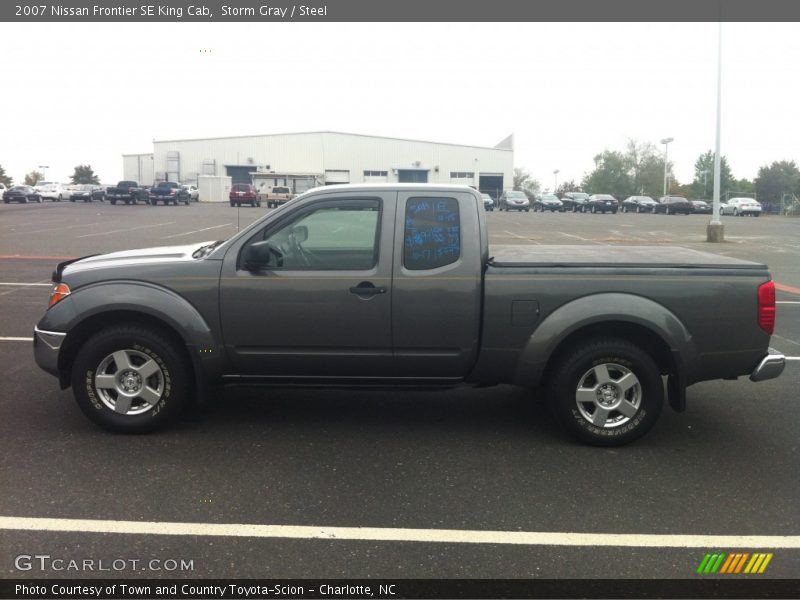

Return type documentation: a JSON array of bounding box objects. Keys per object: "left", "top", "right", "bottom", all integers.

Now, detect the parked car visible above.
[
  {"left": 721, "top": 197, "right": 762, "bottom": 217},
  {"left": 560, "top": 192, "right": 591, "bottom": 212},
  {"left": 150, "top": 181, "right": 191, "bottom": 205},
  {"left": 690, "top": 200, "right": 712, "bottom": 215},
  {"left": 69, "top": 184, "right": 106, "bottom": 202},
  {"left": 654, "top": 196, "right": 693, "bottom": 215},
  {"left": 3, "top": 185, "right": 42, "bottom": 204},
  {"left": 480, "top": 193, "right": 494, "bottom": 211},
  {"left": 260, "top": 185, "right": 296, "bottom": 208},
  {"left": 106, "top": 181, "right": 151, "bottom": 205},
  {"left": 533, "top": 194, "right": 563, "bottom": 212},
  {"left": 33, "top": 184, "right": 785, "bottom": 446},
  {"left": 36, "top": 182, "right": 66, "bottom": 202},
  {"left": 585, "top": 194, "right": 618, "bottom": 214},
  {"left": 498, "top": 190, "right": 530, "bottom": 212},
  {"left": 181, "top": 184, "right": 199, "bottom": 202},
  {"left": 230, "top": 183, "right": 260, "bottom": 207},
  {"left": 621, "top": 196, "right": 657, "bottom": 213}
]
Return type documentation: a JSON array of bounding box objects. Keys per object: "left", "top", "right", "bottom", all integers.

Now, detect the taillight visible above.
[
  {"left": 757, "top": 281, "right": 776, "bottom": 335},
  {"left": 49, "top": 283, "right": 71, "bottom": 308}
]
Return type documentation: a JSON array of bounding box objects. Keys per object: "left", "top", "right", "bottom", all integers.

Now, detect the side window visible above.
[
  {"left": 403, "top": 197, "right": 460, "bottom": 271},
  {"left": 258, "top": 200, "right": 381, "bottom": 270}
]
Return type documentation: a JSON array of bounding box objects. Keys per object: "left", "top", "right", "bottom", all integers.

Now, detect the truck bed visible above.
[{"left": 488, "top": 245, "right": 765, "bottom": 270}]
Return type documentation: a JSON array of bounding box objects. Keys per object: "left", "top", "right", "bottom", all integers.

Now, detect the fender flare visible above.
[
  {"left": 40, "top": 281, "right": 222, "bottom": 388},
  {"left": 513, "top": 293, "right": 698, "bottom": 389}
]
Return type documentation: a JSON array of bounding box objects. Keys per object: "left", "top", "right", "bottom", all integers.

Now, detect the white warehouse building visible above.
[{"left": 123, "top": 131, "right": 514, "bottom": 200}]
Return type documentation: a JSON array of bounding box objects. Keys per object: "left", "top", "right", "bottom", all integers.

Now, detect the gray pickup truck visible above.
[{"left": 33, "top": 184, "right": 785, "bottom": 445}]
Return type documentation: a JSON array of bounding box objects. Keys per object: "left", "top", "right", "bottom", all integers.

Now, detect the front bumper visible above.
[
  {"left": 33, "top": 326, "right": 66, "bottom": 378},
  {"left": 750, "top": 348, "right": 786, "bottom": 382}
]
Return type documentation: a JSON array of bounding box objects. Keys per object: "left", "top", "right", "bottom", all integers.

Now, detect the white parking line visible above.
[
  {"left": 77, "top": 222, "right": 176, "bottom": 238},
  {"left": 777, "top": 301, "right": 800, "bottom": 305},
  {"left": 503, "top": 230, "right": 541, "bottom": 245},
  {"left": 162, "top": 224, "right": 232, "bottom": 239},
  {"left": 558, "top": 232, "right": 608, "bottom": 245},
  {"left": 0, "top": 337, "right": 33, "bottom": 342},
  {"left": 0, "top": 283, "right": 51, "bottom": 287},
  {"left": 1, "top": 516, "right": 799, "bottom": 548},
  {"left": 4, "top": 221, "right": 105, "bottom": 236}
]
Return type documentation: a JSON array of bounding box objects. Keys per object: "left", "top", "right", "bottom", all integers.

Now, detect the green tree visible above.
[
  {"left": 581, "top": 150, "right": 633, "bottom": 198},
  {"left": 24, "top": 170, "right": 44, "bottom": 186},
  {"left": 690, "top": 151, "right": 733, "bottom": 199},
  {"left": 70, "top": 164, "right": 100, "bottom": 185},
  {"left": 581, "top": 140, "right": 672, "bottom": 198},
  {"left": 729, "top": 178, "right": 755, "bottom": 197},
  {"left": 0, "top": 164, "right": 12, "bottom": 188},
  {"left": 556, "top": 179, "right": 581, "bottom": 195},
  {"left": 754, "top": 160, "right": 800, "bottom": 204},
  {"left": 513, "top": 168, "right": 541, "bottom": 199}
]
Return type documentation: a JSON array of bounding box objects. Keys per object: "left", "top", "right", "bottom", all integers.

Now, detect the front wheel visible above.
[
  {"left": 546, "top": 338, "right": 664, "bottom": 446},
  {"left": 71, "top": 324, "right": 193, "bottom": 433}
]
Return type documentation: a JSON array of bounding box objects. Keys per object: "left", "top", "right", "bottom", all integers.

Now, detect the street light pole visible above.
[
  {"left": 38, "top": 165, "right": 49, "bottom": 181},
  {"left": 707, "top": 21, "right": 725, "bottom": 242},
  {"left": 660, "top": 138, "right": 673, "bottom": 197},
  {"left": 553, "top": 169, "right": 559, "bottom": 192}
]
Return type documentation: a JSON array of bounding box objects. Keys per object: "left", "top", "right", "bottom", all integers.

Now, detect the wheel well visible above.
[
  {"left": 542, "top": 321, "right": 677, "bottom": 383},
  {"left": 57, "top": 311, "right": 193, "bottom": 388}
]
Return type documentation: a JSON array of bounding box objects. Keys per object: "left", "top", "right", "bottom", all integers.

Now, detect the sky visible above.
[{"left": 1, "top": 21, "right": 798, "bottom": 188}]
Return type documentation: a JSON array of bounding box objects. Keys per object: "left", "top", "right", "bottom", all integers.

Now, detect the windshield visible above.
[
  {"left": 541, "top": 195, "right": 560, "bottom": 201},
  {"left": 508, "top": 191, "right": 527, "bottom": 198}
]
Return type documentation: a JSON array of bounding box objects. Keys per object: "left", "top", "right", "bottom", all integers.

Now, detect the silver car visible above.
[{"left": 720, "top": 197, "right": 762, "bottom": 217}]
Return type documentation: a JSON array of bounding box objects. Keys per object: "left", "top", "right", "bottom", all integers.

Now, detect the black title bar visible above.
[
  {"left": 3, "top": 579, "right": 800, "bottom": 599},
  {"left": 3, "top": 0, "right": 800, "bottom": 22}
]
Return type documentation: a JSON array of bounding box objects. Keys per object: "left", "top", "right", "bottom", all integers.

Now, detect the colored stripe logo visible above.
[{"left": 696, "top": 552, "right": 773, "bottom": 574}]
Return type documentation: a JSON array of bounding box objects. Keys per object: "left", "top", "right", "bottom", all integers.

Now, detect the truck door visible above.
[
  {"left": 219, "top": 190, "right": 396, "bottom": 378},
  {"left": 392, "top": 190, "right": 483, "bottom": 379}
]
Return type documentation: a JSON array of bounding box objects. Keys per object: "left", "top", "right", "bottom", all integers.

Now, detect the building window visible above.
[
  {"left": 449, "top": 172, "right": 474, "bottom": 179},
  {"left": 403, "top": 197, "right": 460, "bottom": 271},
  {"left": 363, "top": 170, "right": 389, "bottom": 177}
]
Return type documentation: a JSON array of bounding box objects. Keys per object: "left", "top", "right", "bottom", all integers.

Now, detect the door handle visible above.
[{"left": 349, "top": 282, "right": 387, "bottom": 296}]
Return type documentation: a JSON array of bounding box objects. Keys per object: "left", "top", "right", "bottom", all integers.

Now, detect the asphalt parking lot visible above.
[{"left": 0, "top": 201, "right": 798, "bottom": 583}]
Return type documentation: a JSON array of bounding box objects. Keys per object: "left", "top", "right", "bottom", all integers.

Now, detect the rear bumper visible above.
[
  {"left": 750, "top": 348, "right": 786, "bottom": 382},
  {"left": 33, "top": 326, "right": 66, "bottom": 378}
]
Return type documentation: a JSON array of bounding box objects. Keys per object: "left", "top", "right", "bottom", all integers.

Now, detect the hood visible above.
[{"left": 58, "top": 241, "right": 216, "bottom": 280}]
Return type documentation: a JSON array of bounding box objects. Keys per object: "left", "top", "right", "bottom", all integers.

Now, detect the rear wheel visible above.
[
  {"left": 546, "top": 338, "right": 664, "bottom": 446},
  {"left": 71, "top": 324, "right": 193, "bottom": 433}
]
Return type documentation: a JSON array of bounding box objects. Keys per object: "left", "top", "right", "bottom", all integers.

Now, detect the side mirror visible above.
[
  {"left": 290, "top": 225, "right": 308, "bottom": 243},
  {"left": 243, "top": 240, "right": 283, "bottom": 270}
]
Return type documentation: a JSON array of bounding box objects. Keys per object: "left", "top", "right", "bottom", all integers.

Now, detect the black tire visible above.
[
  {"left": 110, "top": 199, "right": 117, "bottom": 205},
  {"left": 546, "top": 337, "right": 664, "bottom": 446},
  {"left": 71, "top": 324, "right": 193, "bottom": 433},
  {"left": 69, "top": 198, "right": 76, "bottom": 202},
  {"left": 230, "top": 200, "right": 235, "bottom": 207}
]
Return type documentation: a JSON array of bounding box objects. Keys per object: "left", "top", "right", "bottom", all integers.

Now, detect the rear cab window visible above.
[{"left": 403, "top": 197, "right": 461, "bottom": 270}]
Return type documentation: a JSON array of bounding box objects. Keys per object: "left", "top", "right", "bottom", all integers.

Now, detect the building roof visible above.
[{"left": 152, "top": 130, "right": 513, "bottom": 152}]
